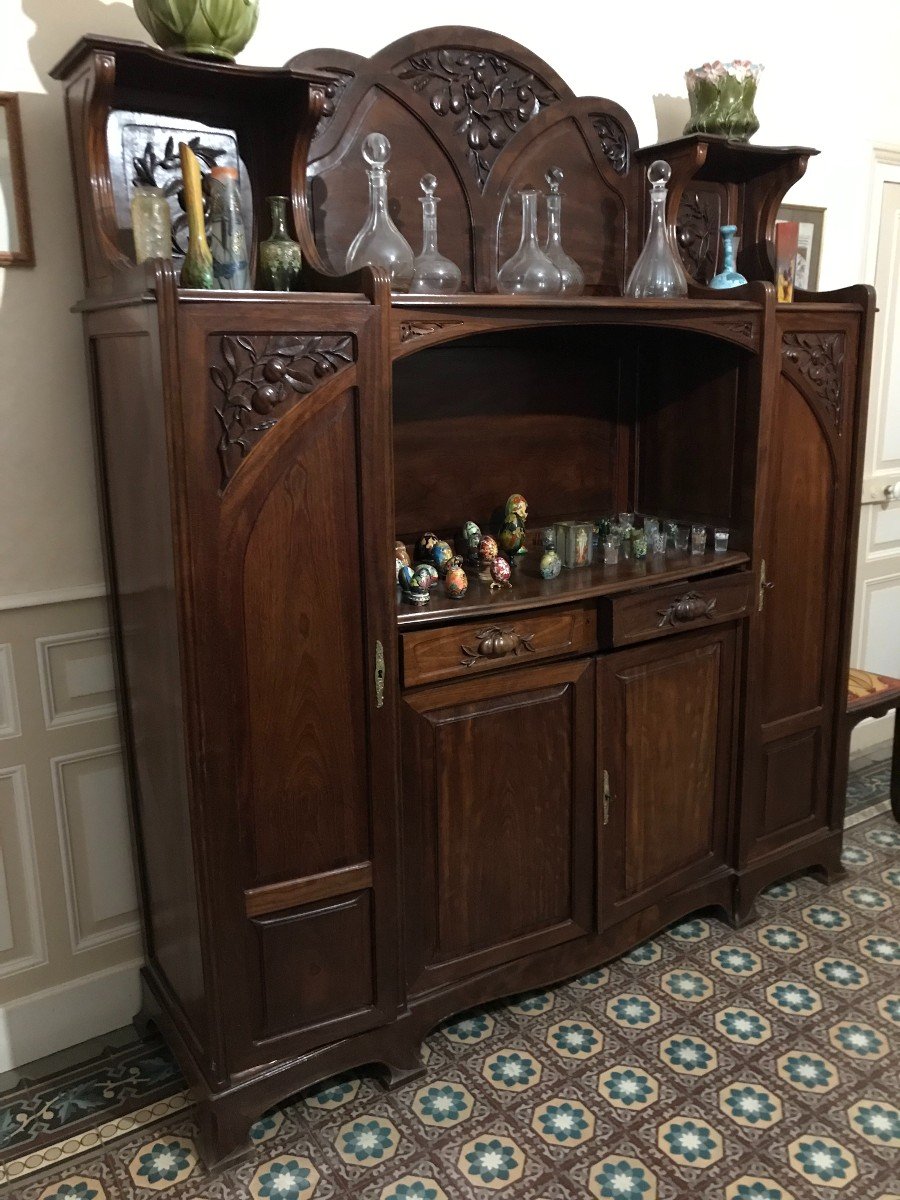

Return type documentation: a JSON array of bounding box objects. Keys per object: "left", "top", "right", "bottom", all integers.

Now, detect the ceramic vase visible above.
[{"left": 134, "top": 0, "right": 260, "bottom": 61}]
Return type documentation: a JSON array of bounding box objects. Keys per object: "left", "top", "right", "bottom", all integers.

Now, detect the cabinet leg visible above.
[
  {"left": 729, "top": 886, "right": 759, "bottom": 930},
  {"left": 810, "top": 855, "right": 847, "bottom": 887},
  {"left": 195, "top": 1097, "right": 256, "bottom": 1171},
  {"left": 374, "top": 1045, "right": 427, "bottom": 1092}
]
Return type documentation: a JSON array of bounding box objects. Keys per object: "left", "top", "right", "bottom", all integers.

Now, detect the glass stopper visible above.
[
  {"left": 420, "top": 173, "right": 437, "bottom": 197},
  {"left": 545, "top": 166, "right": 564, "bottom": 194},
  {"left": 647, "top": 159, "right": 672, "bottom": 188},
  {"left": 362, "top": 132, "right": 391, "bottom": 168}
]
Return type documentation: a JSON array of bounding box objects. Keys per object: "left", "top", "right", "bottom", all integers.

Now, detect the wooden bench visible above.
[{"left": 846, "top": 669, "right": 900, "bottom": 821}]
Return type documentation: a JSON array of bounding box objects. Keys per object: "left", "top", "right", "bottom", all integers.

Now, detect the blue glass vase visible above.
[{"left": 710, "top": 224, "right": 747, "bottom": 289}]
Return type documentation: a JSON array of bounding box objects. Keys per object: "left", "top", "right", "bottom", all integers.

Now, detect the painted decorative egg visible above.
[
  {"left": 414, "top": 531, "right": 438, "bottom": 563},
  {"left": 462, "top": 520, "right": 481, "bottom": 544},
  {"left": 395, "top": 540, "right": 411, "bottom": 568},
  {"left": 399, "top": 564, "right": 430, "bottom": 605},
  {"left": 415, "top": 563, "right": 440, "bottom": 589},
  {"left": 490, "top": 555, "right": 512, "bottom": 588},
  {"left": 398, "top": 564, "right": 416, "bottom": 591},
  {"left": 540, "top": 550, "right": 562, "bottom": 579},
  {"left": 432, "top": 540, "right": 454, "bottom": 576},
  {"left": 444, "top": 559, "right": 469, "bottom": 599},
  {"left": 477, "top": 534, "right": 498, "bottom": 564}
]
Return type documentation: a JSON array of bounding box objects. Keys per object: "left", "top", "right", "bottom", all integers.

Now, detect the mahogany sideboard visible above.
[{"left": 52, "top": 28, "right": 875, "bottom": 1165}]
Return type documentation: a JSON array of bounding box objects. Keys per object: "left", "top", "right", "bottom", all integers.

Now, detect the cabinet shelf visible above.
[{"left": 397, "top": 549, "right": 751, "bottom": 628}]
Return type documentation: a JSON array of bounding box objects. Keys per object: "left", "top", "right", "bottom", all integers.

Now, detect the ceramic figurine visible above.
[
  {"left": 414, "top": 532, "right": 438, "bottom": 563},
  {"left": 490, "top": 556, "right": 512, "bottom": 589},
  {"left": 498, "top": 493, "right": 528, "bottom": 561},
  {"left": 444, "top": 558, "right": 469, "bottom": 599},
  {"left": 431, "top": 539, "right": 455, "bottom": 576},
  {"left": 540, "top": 549, "right": 562, "bottom": 579},
  {"left": 477, "top": 534, "right": 499, "bottom": 580},
  {"left": 416, "top": 563, "right": 440, "bottom": 589},
  {"left": 462, "top": 520, "right": 482, "bottom": 564},
  {"left": 398, "top": 564, "right": 430, "bottom": 605}
]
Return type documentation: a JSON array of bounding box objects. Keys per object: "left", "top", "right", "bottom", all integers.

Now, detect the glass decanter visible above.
[
  {"left": 409, "top": 174, "right": 462, "bottom": 294},
  {"left": 625, "top": 160, "right": 688, "bottom": 298},
  {"left": 345, "top": 132, "right": 414, "bottom": 292},
  {"left": 543, "top": 167, "right": 584, "bottom": 295},
  {"left": 497, "top": 187, "right": 562, "bottom": 295}
]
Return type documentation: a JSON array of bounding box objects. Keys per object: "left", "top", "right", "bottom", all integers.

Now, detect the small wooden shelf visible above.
[{"left": 397, "top": 549, "right": 751, "bottom": 628}]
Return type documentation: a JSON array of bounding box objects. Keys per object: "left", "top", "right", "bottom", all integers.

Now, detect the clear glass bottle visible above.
[
  {"left": 543, "top": 167, "right": 584, "bottom": 295},
  {"left": 131, "top": 186, "right": 172, "bottom": 264},
  {"left": 257, "top": 196, "right": 303, "bottom": 291},
  {"left": 497, "top": 188, "right": 562, "bottom": 296},
  {"left": 208, "top": 165, "right": 250, "bottom": 289},
  {"left": 625, "top": 160, "right": 688, "bottom": 299},
  {"left": 345, "top": 133, "right": 414, "bottom": 292},
  {"left": 409, "top": 174, "right": 462, "bottom": 294}
]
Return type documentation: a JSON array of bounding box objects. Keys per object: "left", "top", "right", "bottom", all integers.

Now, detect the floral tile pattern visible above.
[{"left": 5, "top": 810, "right": 899, "bottom": 1200}]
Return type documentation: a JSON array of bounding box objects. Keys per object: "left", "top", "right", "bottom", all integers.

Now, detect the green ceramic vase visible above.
[{"left": 134, "top": 0, "right": 260, "bottom": 62}]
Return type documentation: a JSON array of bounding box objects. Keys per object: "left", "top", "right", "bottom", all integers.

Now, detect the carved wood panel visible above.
[
  {"left": 781, "top": 331, "right": 845, "bottom": 430},
  {"left": 676, "top": 187, "right": 723, "bottom": 284}
]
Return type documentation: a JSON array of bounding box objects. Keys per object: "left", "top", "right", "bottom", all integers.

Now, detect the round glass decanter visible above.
[
  {"left": 345, "top": 133, "right": 414, "bottom": 292},
  {"left": 625, "top": 160, "right": 688, "bottom": 298},
  {"left": 409, "top": 174, "right": 462, "bottom": 294},
  {"left": 543, "top": 167, "right": 584, "bottom": 295},
  {"left": 497, "top": 188, "right": 562, "bottom": 296}
]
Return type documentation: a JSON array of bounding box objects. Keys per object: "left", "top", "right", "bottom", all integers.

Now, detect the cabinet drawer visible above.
[
  {"left": 598, "top": 572, "right": 751, "bottom": 648},
  {"left": 401, "top": 603, "right": 597, "bottom": 688}
]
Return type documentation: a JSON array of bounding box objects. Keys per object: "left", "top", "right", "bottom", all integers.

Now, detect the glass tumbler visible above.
[
  {"left": 691, "top": 524, "right": 708, "bottom": 555},
  {"left": 673, "top": 525, "right": 689, "bottom": 552},
  {"left": 602, "top": 539, "right": 619, "bottom": 565},
  {"left": 714, "top": 528, "right": 730, "bottom": 553}
]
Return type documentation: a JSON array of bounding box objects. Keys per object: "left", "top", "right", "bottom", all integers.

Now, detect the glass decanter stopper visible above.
[
  {"left": 497, "top": 187, "right": 562, "bottom": 295},
  {"left": 409, "top": 174, "right": 462, "bottom": 294},
  {"left": 345, "top": 132, "right": 414, "bottom": 292},
  {"left": 543, "top": 167, "right": 584, "bottom": 295},
  {"left": 625, "top": 160, "right": 688, "bottom": 298},
  {"left": 710, "top": 224, "right": 748, "bottom": 289}
]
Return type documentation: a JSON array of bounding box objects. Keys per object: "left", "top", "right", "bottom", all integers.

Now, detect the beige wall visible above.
[{"left": 0, "top": 0, "right": 899, "bottom": 1066}]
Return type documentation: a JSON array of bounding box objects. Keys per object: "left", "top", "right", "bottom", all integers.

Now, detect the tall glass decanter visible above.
[
  {"left": 410, "top": 174, "right": 462, "bottom": 294},
  {"left": 497, "top": 187, "right": 562, "bottom": 295},
  {"left": 543, "top": 167, "right": 584, "bottom": 295},
  {"left": 345, "top": 132, "right": 414, "bottom": 292},
  {"left": 625, "top": 160, "right": 688, "bottom": 298}
]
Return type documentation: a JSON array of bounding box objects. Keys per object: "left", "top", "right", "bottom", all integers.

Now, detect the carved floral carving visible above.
[
  {"left": 210, "top": 333, "right": 354, "bottom": 487},
  {"left": 657, "top": 591, "right": 717, "bottom": 628},
  {"left": 399, "top": 320, "right": 464, "bottom": 342},
  {"left": 131, "top": 134, "right": 227, "bottom": 256},
  {"left": 590, "top": 113, "right": 629, "bottom": 175},
  {"left": 781, "top": 331, "right": 844, "bottom": 427},
  {"left": 394, "top": 49, "right": 558, "bottom": 189},
  {"left": 677, "top": 190, "right": 721, "bottom": 283},
  {"left": 312, "top": 71, "right": 353, "bottom": 138},
  {"left": 460, "top": 625, "right": 536, "bottom": 667}
]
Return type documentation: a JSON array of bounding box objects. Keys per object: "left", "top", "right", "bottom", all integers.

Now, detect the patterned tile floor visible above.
[{"left": 3, "top": 818, "right": 898, "bottom": 1198}]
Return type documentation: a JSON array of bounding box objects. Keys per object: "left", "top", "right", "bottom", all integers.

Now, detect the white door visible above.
[{"left": 851, "top": 162, "right": 900, "bottom": 750}]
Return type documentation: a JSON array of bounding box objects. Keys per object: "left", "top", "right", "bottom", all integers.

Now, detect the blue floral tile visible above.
[
  {"left": 881, "top": 867, "right": 900, "bottom": 890},
  {"left": 877, "top": 994, "right": 900, "bottom": 1026},
  {"left": 813, "top": 957, "right": 869, "bottom": 990},
  {"left": 801, "top": 904, "right": 852, "bottom": 931},
  {"left": 866, "top": 827, "right": 900, "bottom": 848},
  {"left": 715, "top": 1006, "right": 772, "bottom": 1045},
  {"left": 658, "top": 1035, "right": 718, "bottom": 1076},
  {"left": 658, "top": 1117, "right": 724, "bottom": 1167},
  {"left": 126, "top": 1138, "right": 197, "bottom": 1189},
  {"left": 546, "top": 1020, "right": 603, "bottom": 1060},
  {"left": 765, "top": 981, "right": 822, "bottom": 1016},
  {"left": 33, "top": 1179, "right": 106, "bottom": 1200},
  {"left": 456, "top": 1134, "right": 525, "bottom": 1189},
  {"left": 762, "top": 881, "right": 797, "bottom": 901},
  {"left": 724, "top": 1176, "right": 797, "bottom": 1199},
  {"left": 787, "top": 1135, "right": 858, "bottom": 1187},
  {"left": 841, "top": 844, "right": 874, "bottom": 866},
  {"left": 847, "top": 1100, "right": 900, "bottom": 1147},
  {"left": 757, "top": 925, "right": 808, "bottom": 954},
  {"left": 378, "top": 1175, "right": 447, "bottom": 1200},
  {"left": 661, "top": 969, "right": 714, "bottom": 1002},
  {"left": 506, "top": 991, "right": 554, "bottom": 1016},
  {"left": 828, "top": 1020, "right": 889, "bottom": 1060},
  {"left": 858, "top": 934, "right": 900, "bottom": 963},
  {"left": 622, "top": 941, "right": 661, "bottom": 966},
  {"left": 712, "top": 946, "right": 762, "bottom": 976},
  {"left": 442, "top": 1012, "right": 495, "bottom": 1045},
  {"left": 250, "top": 1112, "right": 285, "bottom": 1145},
  {"left": 481, "top": 1049, "right": 542, "bottom": 1093},
  {"left": 589, "top": 1155, "right": 657, "bottom": 1200},
  {"left": 666, "top": 918, "right": 709, "bottom": 942},
  {"left": 597, "top": 1065, "right": 659, "bottom": 1111},
  {"left": 719, "top": 1083, "right": 783, "bottom": 1128},
  {"left": 335, "top": 1117, "right": 401, "bottom": 1166},
  {"left": 844, "top": 885, "right": 892, "bottom": 913},
  {"left": 605, "top": 994, "right": 661, "bottom": 1029},
  {"left": 249, "top": 1157, "right": 320, "bottom": 1200},
  {"left": 573, "top": 966, "right": 610, "bottom": 990},
  {"left": 777, "top": 1051, "right": 839, "bottom": 1093},
  {"left": 411, "top": 1081, "right": 474, "bottom": 1128},
  {"left": 304, "top": 1075, "right": 361, "bottom": 1110},
  {"left": 531, "top": 1098, "right": 595, "bottom": 1145}
]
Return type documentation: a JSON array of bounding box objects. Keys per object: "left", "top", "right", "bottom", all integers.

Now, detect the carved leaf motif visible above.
[
  {"left": 312, "top": 72, "right": 353, "bottom": 138},
  {"left": 781, "top": 331, "right": 844, "bottom": 427},
  {"left": 590, "top": 113, "right": 629, "bottom": 175},
  {"left": 394, "top": 49, "right": 558, "bottom": 189},
  {"left": 210, "top": 333, "right": 355, "bottom": 488},
  {"left": 677, "top": 190, "right": 721, "bottom": 283},
  {"left": 399, "top": 320, "right": 464, "bottom": 342}
]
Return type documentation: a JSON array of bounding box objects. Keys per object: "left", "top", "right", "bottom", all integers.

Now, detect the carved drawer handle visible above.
[
  {"left": 657, "top": 590, "right": 717, "bottom": 628},
  {"left": 460, "top": 625, "right": 536, "bottom": 668}
]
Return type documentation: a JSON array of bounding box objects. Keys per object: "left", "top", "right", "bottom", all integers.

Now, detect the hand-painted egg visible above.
[
  {"left": 395, "top": 540, "right": 411, "bottom": 571},
  {"left": 540, "top": 550, "right": 562, "bottom": 579},
  {"left": 415, "top": 563, "right": 439, "bottom": 589},
  {"left": 490, "top": 555, "right": 512, "bottom": 587},
  {"left": 444, "top": 560, "right": 469, "bottom": 599},
  {"left": 432, "top": 540, "right": 454, "bottom": 575},
  {"left": 477, "top": 534, "right": 498, "bottom": 564},
  {"left": 414, "top": 532, "right": 438, "bottom": 563},
  {"left": 462, "top": 520, "right": 482, "bottom": 544},
  {"left": 398, "top": 564, "right": 416, "bottom": 591}
]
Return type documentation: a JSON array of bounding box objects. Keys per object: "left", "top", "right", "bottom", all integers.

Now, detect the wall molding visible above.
[
  {"left": 36, "top": 628, "right": 117, "bottom": 730},
  {"left": 0, "top": 958, "right": 143, "bottom": 1073},
  {"left": 0, "top": 584, "right": 107, "bottom": 613},
  {"left": 0, "top": 764, "right": 48, "bottom": 979},
  {"left": 50, "top": 745, "right": 140, "bottom": 954},
  {"left": 0, "top": 644, "right": 21, "bottom": 739}
]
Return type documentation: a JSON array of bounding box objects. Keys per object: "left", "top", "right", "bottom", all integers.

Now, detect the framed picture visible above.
[
  {"left": 777, "top": 203, "right": 825, "bottom": 291},
  {"left": 0, "top": 93, "right": 34, "bottom": 267}
]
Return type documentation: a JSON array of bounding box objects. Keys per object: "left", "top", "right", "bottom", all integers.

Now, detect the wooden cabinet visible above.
[
  {"left": 598, "top": 627, "right": 736, "bottom": 927},
  {"left": 401, "top": 660, "right": 595, "bottom": 993}
]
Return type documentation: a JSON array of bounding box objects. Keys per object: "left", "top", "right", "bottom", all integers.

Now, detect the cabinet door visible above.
[
  {"left": 402, "top": 659, "right": 594, "bottom": 993},
  {"left": 175, "top": 299, "right": 399, "bottom": 1072},
  {"left": 598, "top": 627, "right": 736, "bottom": 927},
  {"left": 741, "top": 321, "right": 860, "bottom": 863}
]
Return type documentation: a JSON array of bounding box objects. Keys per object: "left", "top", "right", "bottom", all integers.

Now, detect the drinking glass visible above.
[
  {"left": 652, "top": 531, "right": 667, "bottom": 555},
  {"left": 602, "top": 539, "right": 619, "bottom": 565},
  {"left": 691, "top": 524, "right": 708, "bottom": 554},
  {"left": 673, "top": 525, "right": 689, "bottom": 552},
  {"left": 714, "top": 528, "right": 730, "bottom": 553}
]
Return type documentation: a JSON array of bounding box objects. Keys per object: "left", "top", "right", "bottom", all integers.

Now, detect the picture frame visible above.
[
  {"left": 776, "top": 203, "right": 825, "bottom": 291},
  {"left": 0, "top": 93, "right": 35, "bottom": 268}
]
